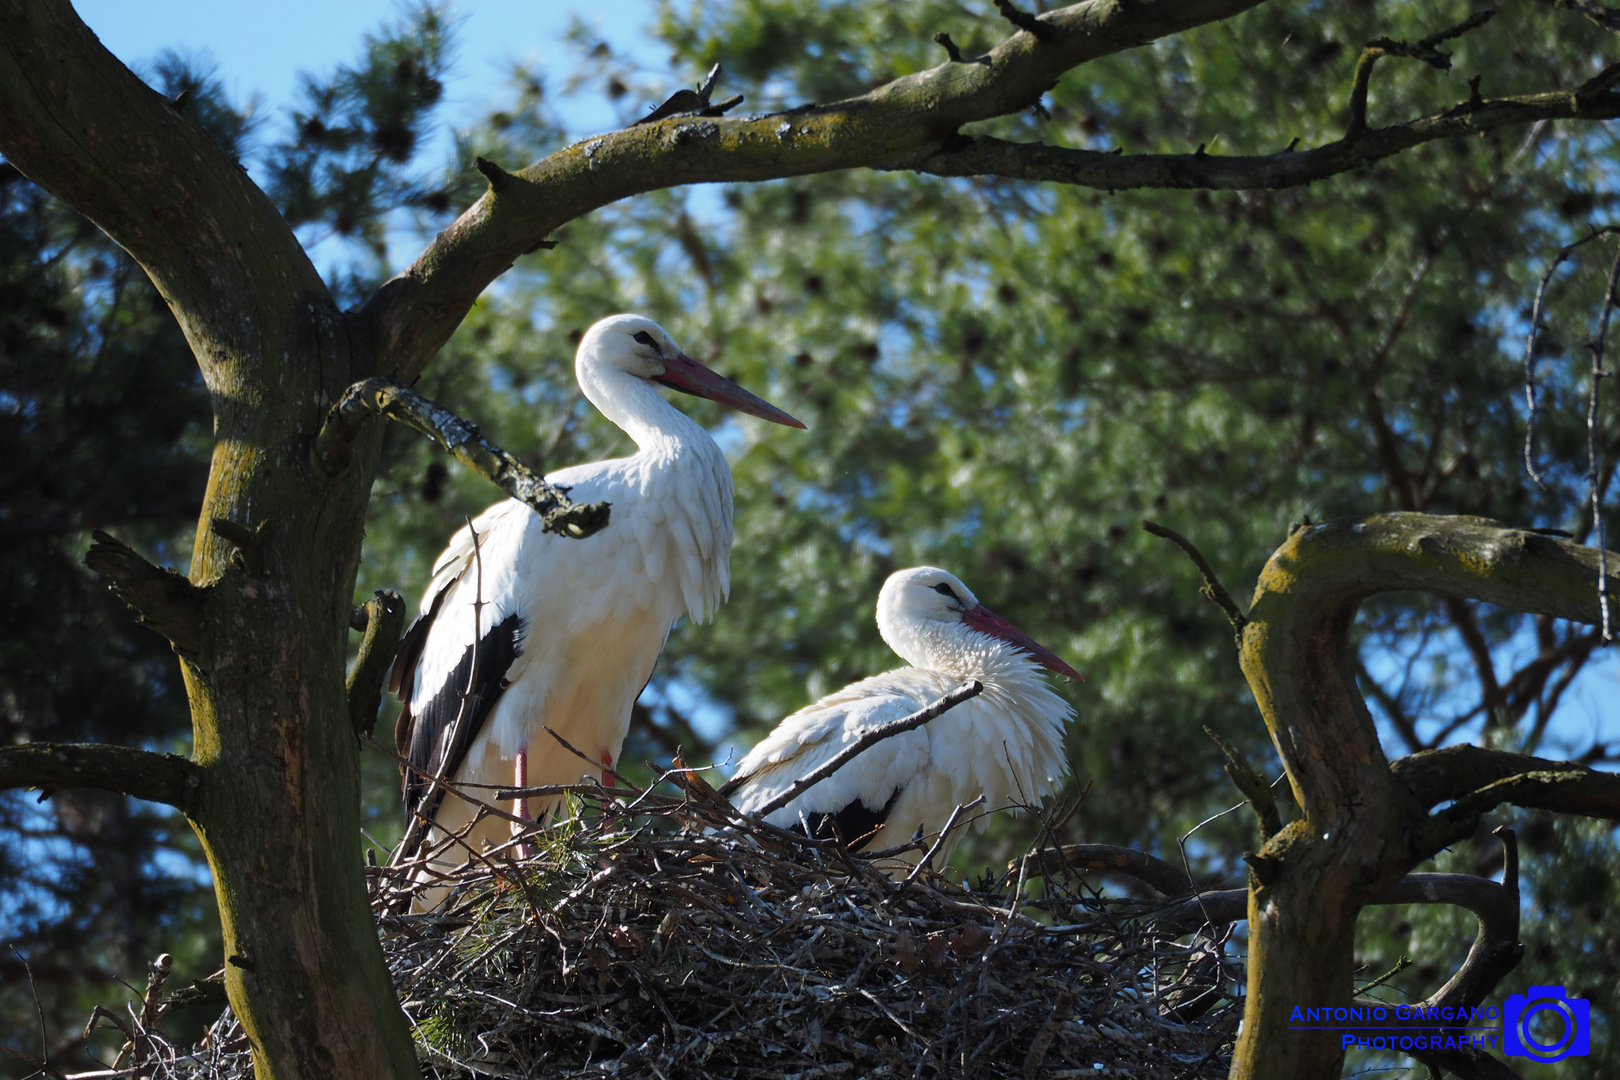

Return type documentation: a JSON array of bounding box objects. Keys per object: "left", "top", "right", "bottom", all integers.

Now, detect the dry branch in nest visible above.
[{"left": 167, "top": 782, "right": 1238, "bottom": 1079}]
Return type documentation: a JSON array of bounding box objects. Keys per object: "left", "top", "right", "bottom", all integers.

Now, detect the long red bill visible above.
[
  {"left": 961, "top": 604, "right": 1084, "bottom": 681},
  {"left": 654, "top": 352, "right": 807, "bottom": 429}
]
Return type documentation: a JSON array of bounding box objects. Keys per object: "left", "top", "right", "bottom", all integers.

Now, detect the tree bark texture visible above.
[{"left": 1230, "top": 514, "right": 1620, "bottom": 1080}]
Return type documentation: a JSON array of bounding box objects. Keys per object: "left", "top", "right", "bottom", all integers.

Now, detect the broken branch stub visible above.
[{"left": 83, "top": 531, "right": 205, "bottom": 653}]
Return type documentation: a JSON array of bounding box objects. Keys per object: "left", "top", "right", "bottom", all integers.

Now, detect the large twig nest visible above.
[{"left": 169, "top": 786, "right": 1237, "bottom": 1079}]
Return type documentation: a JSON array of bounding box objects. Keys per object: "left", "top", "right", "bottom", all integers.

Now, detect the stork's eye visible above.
[
  {"left": 931, "top": 583, "right": 959, "bottom": 600},
  {"left": 632, "top": 331, "right": 658, "bottom": 347}
]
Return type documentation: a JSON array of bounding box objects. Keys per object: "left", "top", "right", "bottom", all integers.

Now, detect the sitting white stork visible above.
[
  {"left": 720, "top": 566, "right": 1080, "bottom": 863},
  {"left": 390, "top": 313, "right": 803, "bottom": 868}
]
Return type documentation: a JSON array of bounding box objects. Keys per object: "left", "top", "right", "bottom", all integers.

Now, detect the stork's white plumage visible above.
[
  {"left": 721, "top": 567, "right": 1079, "bottom": 862},
  {"left": 391, "top": 314, "right": 803, "bottom": 866}
]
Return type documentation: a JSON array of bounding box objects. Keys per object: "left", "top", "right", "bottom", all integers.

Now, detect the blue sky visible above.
[{"left": 74, "top": 0, "right": 667, "bottom": 139}]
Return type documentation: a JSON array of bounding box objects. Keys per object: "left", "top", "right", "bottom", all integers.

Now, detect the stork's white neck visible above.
[
  {"left": 880, "top": 618, "right": 1042, "bottom": 687},
  {"left": 579, "top": 362, "right": 712, "bottom": 460}
]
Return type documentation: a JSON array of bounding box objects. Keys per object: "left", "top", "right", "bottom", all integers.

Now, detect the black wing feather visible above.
[
  {"left": 400, "top": 612, "right": 525, "bottom": 828},
  {"left": 794, "top": 789, "right": 903, "bottom": 852}
]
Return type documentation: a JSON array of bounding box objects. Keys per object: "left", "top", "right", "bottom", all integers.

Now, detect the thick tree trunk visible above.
[
  {"left": 0, "top": 3, "right": 417, "bottom": 1075},
  {"left": 181, "top": 419, "right": 415, "bottom": 1078}
]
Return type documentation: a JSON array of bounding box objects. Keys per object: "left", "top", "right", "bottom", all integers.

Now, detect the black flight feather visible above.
[
  {"left": 400, "top": 612, "right": 525, "bottom": 831},
  {"left": 389, "top": 583, "right": 450, "bottom": 701}
]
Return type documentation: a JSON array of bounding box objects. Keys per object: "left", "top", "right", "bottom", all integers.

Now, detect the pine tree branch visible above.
[
  {"left": 0, "top": 743, "right": 201, "bottom": 813},
  {"left": 313, "top": 377, "right": 611, "bottom": 537},
  {"left": 83, "top": 531, "right": 205, "bottom": 654}
]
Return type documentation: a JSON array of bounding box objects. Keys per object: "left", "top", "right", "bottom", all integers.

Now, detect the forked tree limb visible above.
[
  {"left": 359, "top": 0, "right": 1620, "bottom": 384},
  {"left": 1231, "top": 513, "right": 1620, "bottom": 1078},
  {"left": 83, "top": 531, "right": 205, "bottom": 654},
  {"left": 314, "top": 377, "right": 611, "bottom": 538},
  {"left": 0, "top": 742, "right": 201, "bottom": 813},
  {"left": 1347, "top": 10, "right": 1497, "bottom": 134},
  {"left": 1393, "top": 743, "right": 1620, "bottom": 818},
  {"left": 1245, "top": 514, "right": 1620, "bottom": 825}
]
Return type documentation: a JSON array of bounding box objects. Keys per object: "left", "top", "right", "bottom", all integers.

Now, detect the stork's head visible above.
[
  {"left": 577, "top": 314, "right": 805, "bottom": 428},
  {"left": 876, "top": 566, "right": 1082, "bottom": 681}
]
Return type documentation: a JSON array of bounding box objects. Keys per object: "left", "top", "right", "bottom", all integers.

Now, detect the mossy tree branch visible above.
[
  {"left": 361, "top": 0, "right": 1620, "bottom": 385},
  {"left": 0, "top": 743, "right": 201, "bottom": 813},
  {"left": 1230, "top": 513, "right": 1620, "bottom": 1079},
  {"left": 363, "top": 0, "right": 1314, "bottom": 381},
  {"left": 1393, "top": 743, "right": 1620, "bottom": 817},
  {"left": 314, "top": 377, "right": 611, "bottom": 538}
]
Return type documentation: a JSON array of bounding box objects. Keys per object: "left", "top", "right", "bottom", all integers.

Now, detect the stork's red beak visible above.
[
  {"left": 962, "top": 604, "right": 1084, "bottom": 681},
  {"left": 654, "top": 352, "right": 807, "bottom": 429}
]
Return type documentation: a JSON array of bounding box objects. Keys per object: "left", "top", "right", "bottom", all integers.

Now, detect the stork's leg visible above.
[
  {"left": 599, "top": 752, "right": 619, "bottom": 843},
  {"left": 512, "top": 747, "right": 533, "bottom": 860}
]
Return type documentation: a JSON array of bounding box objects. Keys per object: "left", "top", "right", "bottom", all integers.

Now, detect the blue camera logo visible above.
[{"left": 1504, "top": 986, "right": 1590, "bottom": 1062}]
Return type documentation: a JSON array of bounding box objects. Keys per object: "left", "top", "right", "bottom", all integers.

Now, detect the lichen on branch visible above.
[{"left": 314, "top": 376, "right": 611, "bottom": 538}]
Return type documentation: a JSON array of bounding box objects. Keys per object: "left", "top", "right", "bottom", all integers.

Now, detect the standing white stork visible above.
[
  {"left": 390, "top": 313, "right": 804, "bottom": 867},
  {"left": 720, "top": 566, "right": 1080, "bottom": 862}
]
